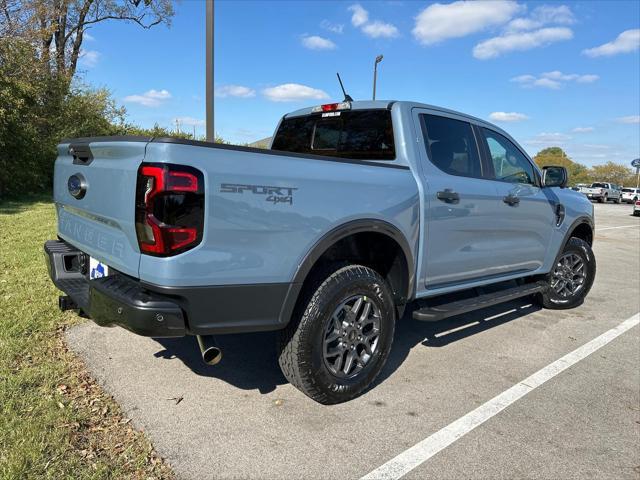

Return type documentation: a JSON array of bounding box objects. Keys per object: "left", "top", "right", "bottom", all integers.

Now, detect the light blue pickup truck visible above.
[{"left": 45, "top": 100, "right": 596, "bottom": 404}]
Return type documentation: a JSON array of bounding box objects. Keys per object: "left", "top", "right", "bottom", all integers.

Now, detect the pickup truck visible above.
[
  {"left": 582, "top": 182, "right": 622, "bottom": 203},
  {"left": 44, "top": 100, "right": 596, "bottom": 404}
]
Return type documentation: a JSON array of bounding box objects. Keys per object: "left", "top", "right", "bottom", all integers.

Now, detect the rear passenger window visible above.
[
  {"left": 481, "top": 129, "right": 536, "bottom": 185},
  {"left": 420, "top": 114, "right": 481, "bottom": 178}
]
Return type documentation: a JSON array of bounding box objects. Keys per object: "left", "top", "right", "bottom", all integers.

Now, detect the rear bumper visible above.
[
  {"left": 44, "top": 240, "right": 298, "bottom": 337},
  {"left": 44, "top": 240, "right": 186, "bottom": 337}
]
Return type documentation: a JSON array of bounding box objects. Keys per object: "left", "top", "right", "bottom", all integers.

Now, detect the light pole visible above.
[
  {"left": 372, "top": 54, "right": 383, "bottom": 100},
  {"left": 205, "top": 0, "right": 214, "bottom": 142}
]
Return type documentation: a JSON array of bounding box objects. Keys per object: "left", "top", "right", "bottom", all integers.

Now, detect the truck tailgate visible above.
[{"left": 53, "top": 138, "right": 149, "bottom": 278}]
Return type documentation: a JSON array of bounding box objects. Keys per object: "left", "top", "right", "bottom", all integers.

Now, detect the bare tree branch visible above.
[{"left": 2, "top": 0, "right": 173, "bottom": 80}]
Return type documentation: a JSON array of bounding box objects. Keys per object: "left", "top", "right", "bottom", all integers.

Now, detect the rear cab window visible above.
[{"left": 271, "top": 109, "right": 395, "bottom": 160}]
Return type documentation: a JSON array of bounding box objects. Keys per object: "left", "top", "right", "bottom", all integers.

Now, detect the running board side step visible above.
[{"left": 412, "top": 281, "right": 547, "bottom": 322}]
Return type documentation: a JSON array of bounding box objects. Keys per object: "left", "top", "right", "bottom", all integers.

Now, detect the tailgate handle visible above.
[{"left": 69, "top": 143, "right": 94, "bottom": 164}]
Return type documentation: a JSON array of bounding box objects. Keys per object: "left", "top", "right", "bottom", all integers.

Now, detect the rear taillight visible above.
[
  {"left": 636, "top": 201, "right": 640, "bottom": 206},
  {"left": 135, "top": 163, "right": 204, "bottom": 256}
]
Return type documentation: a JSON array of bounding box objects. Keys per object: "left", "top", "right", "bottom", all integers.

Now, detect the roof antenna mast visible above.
[{"left": 336, "top": 72, "right": 354, "bottom": 102}]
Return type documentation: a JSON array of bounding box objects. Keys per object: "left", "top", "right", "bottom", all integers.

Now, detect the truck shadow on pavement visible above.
[{"left": 152, "top": 299, "right": 541, "bottom": 396}]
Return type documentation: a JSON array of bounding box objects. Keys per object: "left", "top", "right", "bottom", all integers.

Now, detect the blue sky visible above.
[{"left": 79, "top": 0, "right": 639, "bottom": 167}]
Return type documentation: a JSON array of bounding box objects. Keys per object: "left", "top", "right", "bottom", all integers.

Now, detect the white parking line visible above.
[
  {"left": 360, "top": 313, "right": 640, "bottom": 480},
  {"left": 597, "top": 225, "right": 638, "bottom": 231}
]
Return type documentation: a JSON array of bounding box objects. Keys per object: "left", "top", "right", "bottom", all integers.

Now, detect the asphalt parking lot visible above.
[{"left": 67, "top": 202, "right": 640, "bottom": 480}]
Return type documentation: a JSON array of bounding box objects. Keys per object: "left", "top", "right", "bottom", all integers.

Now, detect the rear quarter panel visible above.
[{"left": 139, "top": 142, "right": 420, "bottom": 287}]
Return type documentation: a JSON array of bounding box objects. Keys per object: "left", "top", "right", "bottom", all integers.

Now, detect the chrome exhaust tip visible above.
[{"left": 196, "top": 335, "right": 222, "bottom": 365}]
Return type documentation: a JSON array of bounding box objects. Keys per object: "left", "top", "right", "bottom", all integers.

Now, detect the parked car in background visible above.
[
  {"left": 634, "top": 200, "right": 640, "bottom": 216},
  {"left": 621, "top": 187, "right": 640, "bottom": 204},
  {"left": 572, "top": 183, "right": 590, "bottom": 193},
  {"left": 582, "top": 182, "right": 622, "bottom": 203}
]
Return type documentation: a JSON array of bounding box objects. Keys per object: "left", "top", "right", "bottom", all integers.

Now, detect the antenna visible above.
[{"left": 336, "top": 72, "right": 354, "bottom": 102}]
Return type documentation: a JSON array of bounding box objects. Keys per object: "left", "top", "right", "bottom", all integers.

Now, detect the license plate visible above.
[{"left": 89, "top": 257, "right": 109, "bottom": 279}]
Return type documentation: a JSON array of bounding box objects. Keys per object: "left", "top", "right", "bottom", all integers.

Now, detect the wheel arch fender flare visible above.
[
  {"left": 561, "top": 216, "right": 595, "bottom": 251},
  {"left": 277, "top": 219, "right": 416, "bottom": 326}
]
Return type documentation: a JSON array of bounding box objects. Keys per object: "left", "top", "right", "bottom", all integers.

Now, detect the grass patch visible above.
[{"left": 0, "top": 197, "right": 174, "bottom": 479}]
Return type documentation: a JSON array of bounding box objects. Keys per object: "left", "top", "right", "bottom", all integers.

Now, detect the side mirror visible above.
[{"left": 542, "top": 166, "right": 568, "bottom": 188}]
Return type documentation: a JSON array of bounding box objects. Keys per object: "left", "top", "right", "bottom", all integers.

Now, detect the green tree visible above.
[
  {"left": 0, "top": 38, "right": 125, "bottom": 196},
  {"left": 589, "top": 161, "right": 635, "bottom": 186},
  {"left": 0, "top": 0, "right": 175, "bottom": 198},
  {"left": 533, "top": 147, "right": 591, "bottom": 185}
]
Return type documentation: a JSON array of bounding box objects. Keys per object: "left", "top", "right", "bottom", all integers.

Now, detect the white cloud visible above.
[
  {"left": 83, "top": 32, "right": 96, "bottom": 41},
  {"left": 530, "top": 5, "right": 575, "bottom": 25},
  {"left": 575, "top": 74, "right": 599, "bottom": 83},
  {"left": 616, "top": 115, "right": 640, "bottom": 124},
  {"left": 214, "top": 85, "right": 256, "bottom": 98},
  {"left": 581, "top": 144, "right": 611, "bottom": 149},
  {"left": 583, "top": 29, "right": 640, "bottom": 57},
  {"left": 413, "top": 0, "right": 521, "bottom": 45},
  {"left": 526, "top": 132, "right": 572, "bottom": 145},
  {"left": 123, "top": 89, "right": 171, "bottom": 107},
  {"left": 174, "top": 116, "right": 205, "bottom": 127},
  {"left": 348, "top": 3, "right": 399, "bottom": 39},
  {"left": 301, "top": 35, "right": 337, "bottom": 50},
  {"left": 489, "top": 111, "right": 529, "bottom": 122},
  {"left": 511, "top": 71, "right": 599, "bottom": 89},
  {"left": 78, "top": 49, "right": 100, "bottom": 68},
  {"left": 505, "top": 18, "right": 542, "bottom": 32},
  {"left": 348, "top": 4, "right": 369, "bottom": 27},
  {"left": 262, "top": 83, "right": 330, "bottom": 102},
  {"left": 362, "top": 21, "right": 399, "bottom": 39},
  {"left": 473, "top": 27, "right": 573, "bottom": 59},
  {"left": 320, "top": 20, "right": 344, "bottom": 34},
  {"left": 572, "top": 127, "right": 594, "bottom": 133},
  {"left": 506, "top": 5, "right": 574, "bottom": 33}
]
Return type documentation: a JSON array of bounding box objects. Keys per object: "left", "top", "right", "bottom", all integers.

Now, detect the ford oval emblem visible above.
[{"left": 68, "top": 173, "right": 87, "bottom": 199}]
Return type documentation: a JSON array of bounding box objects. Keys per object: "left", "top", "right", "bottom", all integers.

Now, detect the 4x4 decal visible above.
[{"left": 220, "top": 183, "right": 298, "bottom": 205}]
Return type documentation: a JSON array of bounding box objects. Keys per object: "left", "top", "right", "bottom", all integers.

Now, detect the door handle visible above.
[
  {"left": 436, "top": 189, "right": 460, "bottom": 204},
  {"left": 503, "top": 194, "right": 520, "bottom": 206}
]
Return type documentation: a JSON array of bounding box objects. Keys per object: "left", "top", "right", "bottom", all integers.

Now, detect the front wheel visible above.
[
  {"left": 278, "top": 265, "right": 395, "bottom": 404},
  {"left": 536, "top": 237, "right": 596, "bottom": 309}
]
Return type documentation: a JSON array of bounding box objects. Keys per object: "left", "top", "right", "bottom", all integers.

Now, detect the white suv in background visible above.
[{"left": 621, "top": 187, "right": 640, "bottom": 204}]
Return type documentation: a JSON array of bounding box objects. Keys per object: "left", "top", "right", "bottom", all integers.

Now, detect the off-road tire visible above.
[
  {"left": 278, "top": 265, "right": 395, "bottom": 404},
  {"left": 536, "top": 237, "right": 596, "bottom": 309}
]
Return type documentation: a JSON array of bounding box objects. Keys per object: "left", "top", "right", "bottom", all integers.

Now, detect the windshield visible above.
[
  {"left": 622, "top": 188, "right": 636, "bottom": 192},
  {"left": 591, "top": 183, "right": 608, "bottom": 188},
  {"left": 271, "top": 109, "right": 395, "bottom": 160}
]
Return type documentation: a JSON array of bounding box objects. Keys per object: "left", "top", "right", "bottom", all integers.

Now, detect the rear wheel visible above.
[
  {"left": 536, "top": 237, "right": 596, "bottom": 309},
  {"left": 278, "top": 265, "right": 395, "bottom": 404},
  {"left": 615, "top": 195, "right": 621, "bottom": 204}
]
